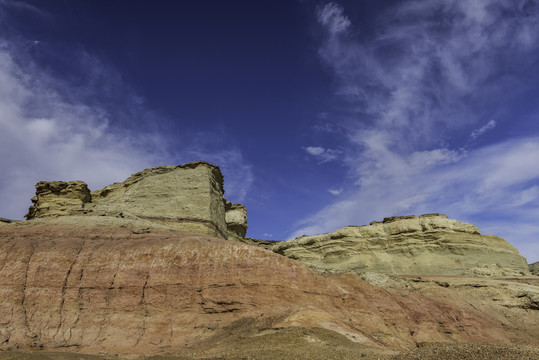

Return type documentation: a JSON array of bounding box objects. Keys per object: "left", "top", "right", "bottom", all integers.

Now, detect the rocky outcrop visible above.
[
  {"left": 2, "top": 163, "right": 538, "bottom": 358},
  {"left": 25, "top": 181, "right": 91, "bottom": 219},
  {"left": 24, "top": 161, "right": 246, "bottom": 240},
  {"left": 225, "top": 202, "right": 248, "bottom": 240},
  {"left": 530, "top": 262, "right": 539, "bottom": 276},
  {"left": 0, "top": 218, "right": 537, "bottom": 358},
  {"left": 273, "top": 214, "right": 530, "bottom": 277}
]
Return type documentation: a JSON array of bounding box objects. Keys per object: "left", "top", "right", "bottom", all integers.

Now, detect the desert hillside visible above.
[{"left": 0, "top": 162, "right": 537, "bottom": 359}]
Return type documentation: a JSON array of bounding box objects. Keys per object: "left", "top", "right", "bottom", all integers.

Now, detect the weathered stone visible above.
[
  {"left": 24, "top": 161, "right": 247, "bottom": 240},
  {"left": 273, "top": 214, "right": 530, "bottom": 277},
  {"left": 0, "top": 218, "right": 537, "bottom": 357},
  {"left": 89, "top": 161, "right": 228, "bottom": 238},
  {"left": 530, "top": 261, "right": 539, "bottom": 276},
  {"left": 2, "top": 163, "right": 539, "bottom": 358},
  {"left": 25, "top": 181, "right": 91, "bottom": 219},
  {"left": 225, "top": 202, "right": 248, "bottom": 240}
]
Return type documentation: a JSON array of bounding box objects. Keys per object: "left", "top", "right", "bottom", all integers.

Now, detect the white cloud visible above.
[
  {"left": 303, "top": 146, "right": 340, "bottom": 163},
  {"left": 0, "top": 6, "right": 255, "bottom": 218},
  {"left": 304, "top": 146, "right": 325, "bottom": 156},
  {"left": 316, "top": 2, "right": 351, "bottom": 35},
  {"left": 0, "top": 44, "right": 162, "bottom": 219},
  {"left": 471, "top": 120, "right": 496, "bottom": 139},
  {"left": 291, "top": 137, "right": 539, "bottom": 262},
  {"left": 293, "top": 1, "right": 539, "bottom": 262},
  {"left": 328, "top": 188, "right": 343, "bottom": 196}
]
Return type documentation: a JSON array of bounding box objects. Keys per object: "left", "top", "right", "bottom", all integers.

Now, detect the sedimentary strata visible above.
[
  {"left": 25, "top": 161, "right": 247, "bottom": 240},
  {"left": 530, "top": 261, "right": 539, "bottom": 276},
  {"left": 1, "top": 161, "right": 537, "bottom": 359},
  {"left": 0, "top": 217, "right": 537, "bottom": 358},
  {"left": 273, "top": 214, "right": 530, "bottom": 276}
]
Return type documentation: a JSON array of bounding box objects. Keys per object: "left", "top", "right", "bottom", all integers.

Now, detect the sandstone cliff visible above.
[
  {"left": 273, "top": 214, "right": 530, "bottom": 277},
  {"left": 0, "top": 217, "right": 537, "bottom": 358},
  {"left": 25, "top": 161, "right": 247, "bottom": 240},
  {"left": 3, "top": 162, "right": 538, "bottom": 358}
]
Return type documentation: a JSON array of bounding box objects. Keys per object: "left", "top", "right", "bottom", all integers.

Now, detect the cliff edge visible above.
[
  {"left": 24, "top": 161, "right": 248, "bottom": 241},
  {"left": 273, "top": 214, "right": 531, "bottom": 277}
]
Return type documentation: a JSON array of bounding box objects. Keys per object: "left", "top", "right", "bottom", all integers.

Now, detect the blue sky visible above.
[{"left": 1, "top": 1, "right": 538, "bottom": 263}]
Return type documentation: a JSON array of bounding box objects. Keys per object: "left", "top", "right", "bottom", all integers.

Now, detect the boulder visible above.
[{"left": 273, "top": 214, "right": 531, "bottom": 277}]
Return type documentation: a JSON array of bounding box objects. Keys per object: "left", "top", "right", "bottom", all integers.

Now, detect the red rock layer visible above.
[{"left": 0, "top": 222, "right": 533, "bottom": 356}]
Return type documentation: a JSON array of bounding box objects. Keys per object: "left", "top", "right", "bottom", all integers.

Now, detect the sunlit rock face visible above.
[
  {"left": 25, "top": 181, "right": 92, "bottom": 219},
  {"left": 1, "top": 218, "right": 537, "bottom": 357},
  {"left": 530, "top": 262, "right": 539, "bottom": 276},
  {"left": 225, "top": 202, "right": 248, "bottom": 240},
  {"left": 273, "top": 214, "right": 531, "bottom": 277},
  {"left": 25, "top": 161, "right": 246, "bottom": 240},
  {"left": 1, "top": 162, "right": 538, "bottom": 358}
]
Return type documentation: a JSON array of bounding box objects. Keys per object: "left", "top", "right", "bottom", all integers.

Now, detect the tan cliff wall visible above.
[
  {"left": 273, "top": 214, "right": 531, "bottom": 277},
  {"left": 225, "top": 202, "right": 248, "bottom": 240},
  {"left": 21, "top": 162, "right": 530, "bottom": 277},
  {"left": 25, "top": 161, "right": 246, "bottom": 240}
]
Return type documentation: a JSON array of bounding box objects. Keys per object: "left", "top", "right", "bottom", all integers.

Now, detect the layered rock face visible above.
[
  {"left": 25, "top": 161, "right": 246, "bottom": 240},
  {"left": 531, "top": 262, "right": 539, "bottom": 276},
  {"left": 1, "top": 163, "right": 538, "bottom": 358},
  {"left": 25, "top": 181, "right": 91, "bottom": 219},
  {"left": 225, "top": 202, "right": 248, "bottom": 240},
  {"left": 273, "top": 214, "right": 530, "bottom": 277},
  {"left": 0, "top": 218, "right": 537, "bottom": 357}
]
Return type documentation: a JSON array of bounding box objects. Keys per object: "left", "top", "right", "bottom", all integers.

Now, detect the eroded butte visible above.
[{"left": 0, "top": 161, "right": 537, "bottom": 359}]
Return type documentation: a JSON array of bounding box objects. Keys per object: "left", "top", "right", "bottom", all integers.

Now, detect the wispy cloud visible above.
[
  {"left": 294, "top": 1, "right": 539, "bottom": 262},
  {"left": 328, "top": 188, "right": 342, "bottom": 196},
  {"left": 471, "top": 120, "right": 496, "bottom": 139},
  {"left": 303, "top": 146, "right": 340, "bottom": 163},
  {"left": 316, "top": 2, "right": 351, "bottom": 35}
]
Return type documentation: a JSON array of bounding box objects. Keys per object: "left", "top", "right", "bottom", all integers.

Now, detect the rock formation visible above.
[
  {"left": 1, "top": 161, "right": 537, "bottom": 359},
  {"left": 273, "top": 214, "right": 531, "bottom": 277},
  {"left": 531, "top": 261, "right": 539, "bottom": 276},
  {"left": 0, "top": 217, "right": 537, "bottom": 358},
  {"left": 25, "top": 161, "right": 246, "bottom": 240},
  {"left": 25, "top": 181, "right": 91, "bottom": 219},
  {"left": 225, "top": 201, "right": 248, "bottom": 240}
]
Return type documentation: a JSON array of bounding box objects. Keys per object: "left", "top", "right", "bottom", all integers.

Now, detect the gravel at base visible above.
[
  {"left": 1, "top": 343, "right": 538, "bottom": 360},
  {"left": 388, "top": 343, "right": 539, "bottom": 360}
]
